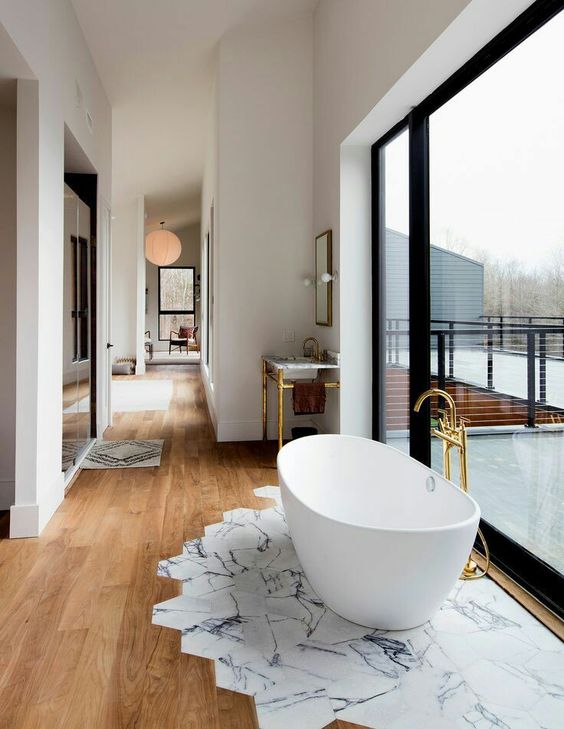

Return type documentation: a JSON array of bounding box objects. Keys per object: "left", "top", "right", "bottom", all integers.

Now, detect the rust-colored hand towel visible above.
[{"left": 292, "top": 382, "right": 326, "bottom": 415}]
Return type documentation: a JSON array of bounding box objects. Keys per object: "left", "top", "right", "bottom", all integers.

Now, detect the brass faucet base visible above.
[
  {"left": 414, "top": 388, "right": 490, "bottom": 581},
  {"left": 462, "top": 559, "right": 478, "bottom": 579}
]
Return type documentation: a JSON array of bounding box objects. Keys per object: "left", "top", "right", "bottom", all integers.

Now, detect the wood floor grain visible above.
[
  {"left": 0, "top": 367, "right": 360, "bottom": 729},
  {"left": 1, "top": 366, "right": 552, "bottom": 728}
]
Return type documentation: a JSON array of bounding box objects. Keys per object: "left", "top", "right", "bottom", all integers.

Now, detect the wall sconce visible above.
[{"left": 303, "top": 271, "right": 338, "bottom": 287}]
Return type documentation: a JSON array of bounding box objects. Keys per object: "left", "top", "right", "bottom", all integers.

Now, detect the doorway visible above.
[{"left": 62, "top": 183, "right": 94, "bottom": 473}]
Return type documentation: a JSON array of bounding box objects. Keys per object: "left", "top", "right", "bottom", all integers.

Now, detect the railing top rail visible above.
[
  {"left": 385, "top": 317, "right": 564, "bottom": 331},
  {"left": 386, "top": 326, "right": 564, "bottom": 336},
  {"left": 480, "top": 315, "right": 564, "bottom": 320}
]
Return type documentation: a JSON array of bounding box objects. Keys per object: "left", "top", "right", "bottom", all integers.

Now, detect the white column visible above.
[{"left": 135, "top": 195, "right": 146, "bottom": 375}]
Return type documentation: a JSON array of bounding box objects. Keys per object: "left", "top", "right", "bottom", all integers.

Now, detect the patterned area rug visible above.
[
  {"left": 154, "top": 486, "right": 563, "bottom": 729},
  {"left": 81, "top": 439, "right": 164, "bottom": 469}
]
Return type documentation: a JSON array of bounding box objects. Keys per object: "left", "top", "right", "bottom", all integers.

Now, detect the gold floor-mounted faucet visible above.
[{"left": 414, "top": 388, "right": 489, "bottom": 580}]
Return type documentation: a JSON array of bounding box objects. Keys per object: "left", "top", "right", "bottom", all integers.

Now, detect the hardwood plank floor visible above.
[
  {"left": 0, "top": 367, "right": 358, "bottom": 729},
  {"left": 0, "top": 366, "right": 557, "bottom": 729}
]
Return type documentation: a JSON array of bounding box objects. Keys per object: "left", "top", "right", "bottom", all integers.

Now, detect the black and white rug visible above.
[{"left": 81, "top": 439, "right": 164, "bottom": 469}]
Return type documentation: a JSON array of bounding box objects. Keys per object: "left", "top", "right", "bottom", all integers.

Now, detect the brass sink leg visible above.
[
  {"left": 277, "top": 368, "right": 284, "bottom": 452},
  {"left": 262, "top": 359, "right": 268, "bottom": 441}
]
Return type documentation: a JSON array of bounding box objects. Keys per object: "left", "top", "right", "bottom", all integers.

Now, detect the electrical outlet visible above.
[{"left": 282, "top": 329, "right": 295, "bottom": 343}]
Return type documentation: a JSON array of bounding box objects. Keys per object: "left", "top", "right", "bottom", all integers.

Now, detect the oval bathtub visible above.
[{"left": 277, "top": 434, "right": 480, "bottom": 630}]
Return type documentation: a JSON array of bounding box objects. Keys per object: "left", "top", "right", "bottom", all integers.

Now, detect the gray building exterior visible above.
[{"left": 385, "top": 229, "right": 484, "bottom": 327}]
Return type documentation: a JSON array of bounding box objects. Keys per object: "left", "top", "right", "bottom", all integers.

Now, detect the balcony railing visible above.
[
  {"left": 480, "top": 315, "right": 564, "bottom": 359},
  {"left": 385, "top": 317, "right": 564, "bottom": 430}
]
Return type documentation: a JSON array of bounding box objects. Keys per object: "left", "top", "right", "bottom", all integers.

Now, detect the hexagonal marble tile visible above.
[{"left": 154, "top": 486, "right": 564, "bottom": 729}]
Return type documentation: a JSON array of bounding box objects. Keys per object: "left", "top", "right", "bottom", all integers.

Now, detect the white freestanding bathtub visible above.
[{"left": 277, "top": 434, "right": 480, "bottom": 630}]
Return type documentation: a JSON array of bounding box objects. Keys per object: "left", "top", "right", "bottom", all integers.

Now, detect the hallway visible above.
[{"left": 0, "top": 367, "right": 303, "bottom": 729}]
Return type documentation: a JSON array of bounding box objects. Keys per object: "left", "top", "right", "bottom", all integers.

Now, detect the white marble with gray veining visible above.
[
  {"left": 153, "top": 486, "right": 564, "bottom": 729},
  {"left": 263, "top": 355, "right": 340, "bottom": 371}
]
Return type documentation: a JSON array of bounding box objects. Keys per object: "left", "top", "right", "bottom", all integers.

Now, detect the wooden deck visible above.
[{"left": 386, "top": 365, "right": 564, "bottom": 430}]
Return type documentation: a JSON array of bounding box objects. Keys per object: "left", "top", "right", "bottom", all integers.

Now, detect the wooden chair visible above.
[
  {"left": 169, "top": 330, "right": 188, "bottom": 354},
  {"left": 188, "top": 326, "right": 199, "bottom": 352},
  {"left": 169, "top": 326, "right": 199, "bottom": 355}
]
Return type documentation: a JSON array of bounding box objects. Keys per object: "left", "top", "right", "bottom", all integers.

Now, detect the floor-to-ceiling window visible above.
[
  {"left": 373, "top": 0, "right": 564, "bottom": 616},
  {"left": 373, "top": 127, "right": 411, "bottom": 449},
  {"left": 158, "top": 266, "right": 195, "bottom": 341}
]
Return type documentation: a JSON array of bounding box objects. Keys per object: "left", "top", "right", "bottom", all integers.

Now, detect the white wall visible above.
[
  {"left": 111, "top": 197, "right": 142, "bottom": 362},
  {"left": 145, "top": 222, "right": 201, "bottom": 351},
  {"left": 200, "top": 71, "right": 219, "bottom": 429},
  {"left": 207, "top": 14, "right": 315, "bottom": 441},
  {"left": 0, "top": 0, "right": 112, "bottom": 536},
  {"left": 0, "top": 102, "right": 16, "bottom": 510}
]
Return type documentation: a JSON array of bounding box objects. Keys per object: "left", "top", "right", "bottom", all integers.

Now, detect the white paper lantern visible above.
[{"left": 145, "top": 222, "right": 182, "bottom": 265}]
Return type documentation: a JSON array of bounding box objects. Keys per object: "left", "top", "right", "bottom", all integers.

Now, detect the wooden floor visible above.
[{"left": 0, "top": 367, "right": 361, "bottom": 729}]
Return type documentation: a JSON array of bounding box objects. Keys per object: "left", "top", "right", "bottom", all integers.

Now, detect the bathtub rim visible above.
[{"left": 277, "top": 434, "right": 481, "bottom": 534}]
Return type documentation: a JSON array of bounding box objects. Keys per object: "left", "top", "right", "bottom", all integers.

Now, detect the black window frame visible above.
[
  {"left": 372, "top": 0, "right": 564, "bottom": 618},
  {"left": 70, "top": 234, "right": 90, "bottom": 364},
  {"left": 157, "top": 265, "right": 196, "bottom": 341}
]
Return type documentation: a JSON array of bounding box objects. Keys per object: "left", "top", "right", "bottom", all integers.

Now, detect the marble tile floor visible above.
[{"left": 153, "top": 486, "right": 564, "bottom": 729}]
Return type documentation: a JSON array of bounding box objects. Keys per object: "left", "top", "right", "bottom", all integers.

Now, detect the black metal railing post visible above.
[
  {"left": 395, "top": 318, "right": 400, "bottom": 365},
  {"left": 437, "top": 333, "right": 446, "bottom": 391},
  {"left": 487, "top": 323, "right": 494, "bottom": 390},
  {"left": 386, "top": 319, "right": 392, "bottom": 364},
  {"left": 448, "top": 321, "right": 454, "bottom": 378},
  {"left": 539, "top": 332, "right": 547, "bottom": 405},
  {"left": 499, "top": 315, "right": 504, "bottom": 350},
  {"left": 527, "top": 331, "right": 536, "bottom": 427}
]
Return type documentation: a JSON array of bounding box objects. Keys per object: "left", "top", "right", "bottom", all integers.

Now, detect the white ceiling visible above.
[{"left": 71, "top": 0, "right": 317, "bottom": 230}]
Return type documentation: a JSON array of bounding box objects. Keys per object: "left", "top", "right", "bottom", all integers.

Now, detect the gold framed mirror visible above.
[{"left": 315, "top": 229, "right": 332, "bottom": 327}]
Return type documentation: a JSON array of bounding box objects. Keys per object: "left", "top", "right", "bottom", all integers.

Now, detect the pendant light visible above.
[{"left": 145, "top": 221, "right": 182, "bottom": 266}]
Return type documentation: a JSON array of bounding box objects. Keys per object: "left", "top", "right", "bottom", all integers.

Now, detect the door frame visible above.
[
  {"left": 98, "top": 198, "right": 112, "bottom": 432},
  {"left": 371, "top": 0, "right": 564, "bottom": 617}
]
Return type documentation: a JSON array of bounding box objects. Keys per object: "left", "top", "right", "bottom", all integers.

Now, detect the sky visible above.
[{"left": 384, "top": 8, "right": 564, "bottom": 271}]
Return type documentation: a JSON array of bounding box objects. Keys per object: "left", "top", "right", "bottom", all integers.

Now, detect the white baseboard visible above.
[
  {"left": 217, "top": 417, "right": 317, "bottom": 443},
  {"left": 0, "top": 479, "right": 15, "bottom": 511},
  {"left": 9, "top": 472, "right": 64, "bottom": 538}
]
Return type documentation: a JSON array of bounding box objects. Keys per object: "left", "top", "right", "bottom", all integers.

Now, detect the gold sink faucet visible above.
[
  {"left": 303, "top": 337, "right": 321, "bottom": 361},
  {"left": 414, "top": 388, "right": 489, "bottom": 579}
]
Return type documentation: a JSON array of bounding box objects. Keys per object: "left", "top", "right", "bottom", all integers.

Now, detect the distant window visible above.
[{"left": 158, "top": 266, "right": 195, "bottom": 340}]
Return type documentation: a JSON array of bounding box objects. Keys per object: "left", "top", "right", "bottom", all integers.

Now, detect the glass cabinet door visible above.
[{"left": 62, "top": 184, "right": 91, "bottom": 472}]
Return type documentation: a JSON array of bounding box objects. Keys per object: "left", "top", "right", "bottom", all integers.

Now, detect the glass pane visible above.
[
  {"left": 429, "top": 10, "right": 564, "bottom": 574},
  {"left": 62, "top": 188, "right": 80, "bottom": 472},
  {"left": 382, "top": 129, "right": 410, "bottom": 453},
  {"left": 78, "top": 237, "right": 89, "bottom": 361},
  {"left": 159, "top": 267, "right": 194, "bottom": 311},
  {"left": 159, "top": 313, "right": 195, "bottom": 341}
]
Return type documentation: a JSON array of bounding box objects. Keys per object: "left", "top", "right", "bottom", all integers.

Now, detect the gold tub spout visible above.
[
  {"left": 414, "top": 387, "right": 489, "bottom": 579},
  {"left": 414, "top": 388, "right": 457, "bottom": 429}
]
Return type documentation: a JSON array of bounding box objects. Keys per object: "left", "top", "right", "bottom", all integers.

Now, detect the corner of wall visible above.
[{"left": 9, "top": 471, "right": 64, "bottom": 538}]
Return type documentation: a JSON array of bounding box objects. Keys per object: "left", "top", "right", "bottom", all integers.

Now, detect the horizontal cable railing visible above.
[
  {"left": 385, "top": 317, "right": 564, "bottom": 430},
  {"left": 480, "top": 315, "right": 564, "bottom": 359}
]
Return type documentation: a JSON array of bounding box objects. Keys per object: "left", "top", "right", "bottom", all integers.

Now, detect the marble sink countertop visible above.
[{"left": 263, "top": 355, "right": 340, "bottom": 371}]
